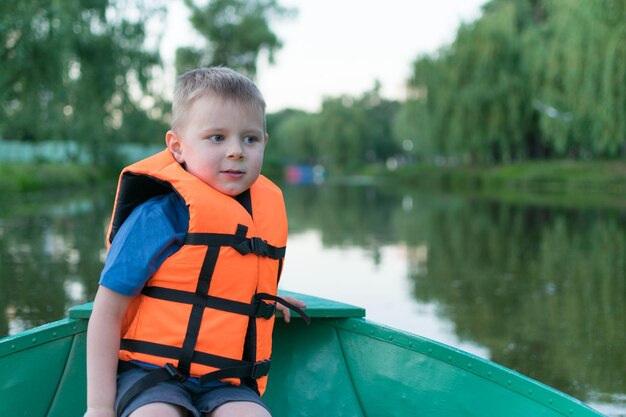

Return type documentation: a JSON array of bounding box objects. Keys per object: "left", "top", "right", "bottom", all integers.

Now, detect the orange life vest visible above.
[{"left": 106, "top": 149, "right": 288, "bottom": 395}]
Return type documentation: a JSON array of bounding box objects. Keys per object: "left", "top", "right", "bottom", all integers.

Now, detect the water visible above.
[{"left": 1, "top": 182, "right": 624, "bottom": 416}]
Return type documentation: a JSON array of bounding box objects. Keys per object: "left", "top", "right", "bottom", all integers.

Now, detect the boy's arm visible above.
[{"left": 84, "top": 286, "right": 133, "bottom": 417}]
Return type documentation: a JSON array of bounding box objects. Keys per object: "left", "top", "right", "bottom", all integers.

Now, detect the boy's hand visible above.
[{"left": 276, "top": 296, "right": 307, "bottom": 323}]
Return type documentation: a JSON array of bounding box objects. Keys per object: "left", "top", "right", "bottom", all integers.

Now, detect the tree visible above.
[
  {"left": 535, "top": 0, "right": 626, "bottom": 157},
  {"left": 396, "top": 55, "right": 441, "bottom": 161},
  {"left": 266, "top": 109, "right": 320, "bottom": 165},
  {"left": 0, "top": 0, "right": 167, "bottom": 164},
  {"left": 266, "top": 85, "right": 400, "bottom": 174},
  {"left": 407, "top": 1, "right": 545, "bottom": 164},
  {"left": 404, "top": 0, "right": 626, "bottom": 163},
  {"left": 176, "top": 0, "right": 294, "bottom": 78}
]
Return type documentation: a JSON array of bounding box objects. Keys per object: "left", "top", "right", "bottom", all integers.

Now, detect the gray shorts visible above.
[{"left": 116, "top": 366, "right": 270, "bottom": 417}]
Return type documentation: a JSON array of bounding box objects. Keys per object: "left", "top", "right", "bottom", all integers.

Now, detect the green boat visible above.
[{"left": 0, "top": 291, "right": 605, "bottom": 417}]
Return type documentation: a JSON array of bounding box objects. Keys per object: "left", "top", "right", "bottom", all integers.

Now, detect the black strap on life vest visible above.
[
  {"left": 119, "top": 339, "right": 267, "bottom": 372},
  {"left": 116, "top": 362, "right": 185, "bottom": 415},
  {"left": 184, "top": 232, "right": 286, "bottom": 259},
  {"left": 140, "top": 288, "right": 310, "bottom": 323},
  {"left": 141, "top": 287, "right": 277, "bottom": 318}
]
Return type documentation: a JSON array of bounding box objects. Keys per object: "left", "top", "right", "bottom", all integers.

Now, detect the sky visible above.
[{"left": 161, "top": 0, "right": 488, "bottom": 113}]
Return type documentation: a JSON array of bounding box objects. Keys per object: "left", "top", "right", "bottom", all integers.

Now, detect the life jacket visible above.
[{"left": 106, "top": 149, "right": 303, "bottom": 398}]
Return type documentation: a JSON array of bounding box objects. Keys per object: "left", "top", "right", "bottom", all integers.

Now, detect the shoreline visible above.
[
  {"left": 3, "top": 159, "right": 626, "bottom": 208},
  {"left": 0, "top": 162, "right": 114, "bottom": 193}
]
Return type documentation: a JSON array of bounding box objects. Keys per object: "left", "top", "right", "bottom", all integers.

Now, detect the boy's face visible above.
[{"left": 167, "top": 95, "right": 267, "bottom": 197}]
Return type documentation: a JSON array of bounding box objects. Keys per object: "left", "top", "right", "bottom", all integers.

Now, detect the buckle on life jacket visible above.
[
  {"left": 234, "top": 237, "right": 269, "bottom": 256},
  {"left": 253, "top": 299, "right": 276, "bottom": 319},
  {"left": 164, "top": 363, "right": 187, "bottom": 382},
  {"left": 251, "top": 360, "right": 271, "bottom": 378},
  {"left": 249, "top": 237, "right": 269, "bottom": 256}
]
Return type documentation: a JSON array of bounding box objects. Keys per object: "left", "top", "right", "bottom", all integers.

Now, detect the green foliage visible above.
[
  {"left": 408, "top": 1, "right": 542, "bottom": 163},
  {"left": 0, "top": 0, "right": 168, "bottom": 165},
  {"left": 537, "top": 0, "right": 626, "bottom": 156},
  {"left": 0, "top": 0, "right": 293, "bottom": 167},
  {"left": 0, "top": 162, "right": 106, "bottom": 192},
  {"left": 405, "top": 0, "right": 626, "bottom": 163},
  {"left": 177, "top": 0, "right": 294, "bottom": 78},
  {"left": 380, "top": 159, "right": 626, "bottom": 204},
  {"left": 267, "top": 109, "right": 320, "bottom": 164},
  {"left": 6, "top": 0, "right": 625, "bottom": 173},
  {"left": 267, "top": 85, "right": 401, "bottom": 174}
]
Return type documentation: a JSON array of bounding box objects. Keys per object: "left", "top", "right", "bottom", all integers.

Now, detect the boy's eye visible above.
[
  {"left": 243, "top": 136, "right": 259, "bottom": 144},
  {"left": 208, "top": 135, "right": 225, "bottom": 142}
]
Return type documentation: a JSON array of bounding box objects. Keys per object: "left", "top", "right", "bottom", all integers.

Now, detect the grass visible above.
[
  {"left": 380, "top": 159, "right": 626, "bottom": 192},
  {"left": 366, "top": 159, "right": 626, "bottom": 208},
  {"left": 478, "top": 160, "right": 626, "bottom": 193},
  {"left": 0, "top": 162, "right": 110, "bottom": 192}
]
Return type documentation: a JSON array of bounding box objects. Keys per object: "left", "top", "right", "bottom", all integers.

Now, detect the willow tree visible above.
[
  {"left": 176, "top": 0, "right": 294, "bottom": 78},
  {"left": 536, "top": 0, "right": 626, "bottom": 157},
  {"left": 408, "top": 0, "right": 545, "bottom": 163},
  {"left": 395, "top": 55, "right": 445, "bottom": 161},
  {"left": 405, "top": 0, "right": 626, "bottom": 163},
  {"left": 0, "top": 0, "right": 166, "bottom": 164}
]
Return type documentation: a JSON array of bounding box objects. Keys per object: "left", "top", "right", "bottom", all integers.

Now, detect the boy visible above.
[{"left": 85, "top": 67, "right": 306, "bottom": 417}]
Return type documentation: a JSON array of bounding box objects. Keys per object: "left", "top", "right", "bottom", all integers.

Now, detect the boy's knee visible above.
[
  {"left": 208, "top": 401, "right": 271, "bottom": 417},
  {"left": 128, "top": 402, "right": 187, "bottom": 417}
]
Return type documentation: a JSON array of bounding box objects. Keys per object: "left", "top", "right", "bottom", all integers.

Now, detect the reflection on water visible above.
[
  {"left": 0, "top": 190, "right": 113, "bottom": 336},
  {"left": 0, "top": 183, "right": 624, "bottom": 415},
  {"left": 282, "top": 183, "right": 626, "bottom": 416},
  {"left": 280, "top": 230, "right": 491, "bottom": 359}
]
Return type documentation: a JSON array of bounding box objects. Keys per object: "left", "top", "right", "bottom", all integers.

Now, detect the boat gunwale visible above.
[{"left": 0, "top": 318, "right": 87, "bottom": 358}]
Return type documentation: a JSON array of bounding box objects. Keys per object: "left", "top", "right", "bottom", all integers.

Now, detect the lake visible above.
[{"left": 0, "top": 181, "right": 624, "bottom": 416}]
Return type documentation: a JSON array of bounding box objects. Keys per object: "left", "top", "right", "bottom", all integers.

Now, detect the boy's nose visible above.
[{"left": 226, "top": 140, "right": 244, "bottom": 159}]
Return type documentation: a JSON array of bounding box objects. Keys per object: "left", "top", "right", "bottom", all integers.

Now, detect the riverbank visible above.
[
  {"left": 358, "top": 159, "right": 626, "bottom": 209},
  {"left": 0, "top": 159, "right": 289, "bottom": 193},
  {"left": 0, "top": 162, "right": 112, "bottom": 192},
  {"left": 4, "top": 159, "right": 626, "bottom": 202},
  {"left": 369, "top": 159, "right": 623, "bottom": 192}
]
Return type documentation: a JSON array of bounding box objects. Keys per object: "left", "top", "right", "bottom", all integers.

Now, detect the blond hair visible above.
[{"left": 171, "top": 67, "right": 266, "bottom": 132}]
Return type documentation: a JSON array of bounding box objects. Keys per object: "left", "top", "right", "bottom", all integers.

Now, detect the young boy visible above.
[{"left": 85, "top": 67, "right": 306, "bottom": 417}]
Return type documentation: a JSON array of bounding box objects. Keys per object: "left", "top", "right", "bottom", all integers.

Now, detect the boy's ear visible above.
[{"left": 166, "top": 130, "right": 185, "bottom": 163}]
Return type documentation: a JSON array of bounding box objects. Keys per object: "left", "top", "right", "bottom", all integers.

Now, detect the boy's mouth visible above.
[{"left": 222, "top": 169, "right": 245, "bottom": 175}]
